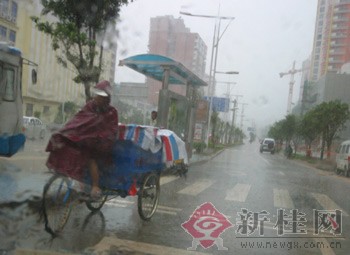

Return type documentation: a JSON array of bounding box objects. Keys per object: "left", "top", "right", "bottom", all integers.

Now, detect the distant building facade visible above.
[
  {"left": 147, "top": 15, "right": 207, "bottom": 105},
  {"left": 307, "top": 73, "right": 350, "bottom": 140},
  {"left": 310, "top": 0, "right": 350, "bottom": 82},
  {"left": 0, "top": 0, "right": 117, "bottom": 123},
  {"left": 117, "top": 82, "right": 148, "bottom": 103}
]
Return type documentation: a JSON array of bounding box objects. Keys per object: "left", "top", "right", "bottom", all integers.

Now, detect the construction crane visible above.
[{"left": 279, "top": 61, "right": 303, "bottom": 114}]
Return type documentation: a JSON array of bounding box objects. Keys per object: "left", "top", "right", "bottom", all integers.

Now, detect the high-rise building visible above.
[
  {"left": 147, "top": 15, "right": 207, "bottom": 105},
  {"left": 310, "top": 0, "right": 350, "bottom": 81}
]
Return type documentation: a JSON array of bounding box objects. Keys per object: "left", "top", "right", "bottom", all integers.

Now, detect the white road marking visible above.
[
  {"left": 105, "top": 200, "right": 182, "bottom": 216},
  {"left": 105, "top": 202, "right": 128, "bottom": 208},
  {"left": 160, "top": 175, "right": 179, "bottom": 185},
  {"left": 157, "top": 205, "right": 182, "bottom": 211},
  {"left": 311, "top": 193, "right": 349, "bottom": 216},
  {"left": 105, "top": 198, "right": 135, "bottom": 207},
  {"left": 109, "top": 199, "right": 135, "bottom": 204},
  {"left": 156, "top": 209, "right": 177, "bottom": 216},
  {"left": 177, "top": 179, "right": 214, "bottom": 196},
  {"left": 92, "top": 237, "right": 209, "bottom": 255},
  {"left": 154, "top": 205, "right": 182, "bottom": 215},
  {"left": 273, "top": 189, "right": 294, "bottom": 208},
  {"left": 258, "top": 155, "right": 271, "bottom": 165},
  {"left": 225, "top": 184, "right": 251, "bottom": 202},
  {"left": 279, "top": 171, "right": 285, "bottom": 176},
  {"left": 319, "top": 238, "right": 336, "bottom": 255}
]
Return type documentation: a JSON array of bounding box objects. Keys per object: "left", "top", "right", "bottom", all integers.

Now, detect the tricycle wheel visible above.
[
  {"left": 42, "top": 174, "right": 73, "bottom": 236},
  {"left": 86, "top": 195, "right": 108, "bottom": 212},
  {"left": 138, "top": 172, "right": 160, "bottom": 221}
]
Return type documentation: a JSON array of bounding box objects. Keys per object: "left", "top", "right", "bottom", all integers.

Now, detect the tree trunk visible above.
[
  {"left": 320, "top": 136, "right": 325, "bottom": 160},
  {"left": 84, "top": 82, "right": 92, "bottom": 102},
  {"left": 326, "top": 140, "right": 332, "bottom": 159},
  {"left": 306, "top": 142, "right": 312, "bottom": 157}
]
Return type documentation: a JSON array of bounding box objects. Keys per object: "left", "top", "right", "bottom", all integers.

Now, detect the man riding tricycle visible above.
[{"left": 42, "top": 80, "right": 188, "bottom": 235}]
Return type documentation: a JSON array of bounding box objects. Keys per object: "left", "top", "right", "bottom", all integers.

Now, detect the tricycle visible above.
[{"left": 42, "top": 124, "right": 188, "bottom": 236}]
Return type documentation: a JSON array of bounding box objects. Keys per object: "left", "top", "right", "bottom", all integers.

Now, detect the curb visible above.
[
  {"left": 189, "top": 148, "right": 225, "bottom": 166},
  {"left": 14, "top": 249, "right": 77, "bottom": 255}
]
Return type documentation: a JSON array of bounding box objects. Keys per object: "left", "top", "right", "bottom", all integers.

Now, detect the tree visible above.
[
  {"left": 54, "top": 101, "right": 79, "bottom": 123},
  {"left": 210, "top": 111, "right": 219, "bottom": 145},
  {"left": 299, "top": 109, "right": 320, "bottom": 157},
  {"left": 268, "top": 120, "right": 284, "bottom": 149},
  {"left": 311, "top": 101, "right": 350, "bottom": 159},
  {"left": 281, "top": 114, "right": 297, "bottom": 144},
  {"left": 31, "top": 0, "right": 132, "bottom": 101}
]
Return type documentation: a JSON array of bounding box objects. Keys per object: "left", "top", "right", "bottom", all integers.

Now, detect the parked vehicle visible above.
[
  {"left": 23, "top": 116, "right": 46, "bottom": 140},
  {"left": 0, "top": 42, "right": 26, "bottom": 157},
  {"left": 335, "top": 140, "right": 350, "bottom": 177},
  {"left": 260, "top": 138, "right": 276, "bottom": 154}
]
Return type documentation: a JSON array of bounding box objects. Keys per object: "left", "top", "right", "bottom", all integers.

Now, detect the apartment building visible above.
[
  {"left": 310, "top": 0, "right": 350, "bottom": 81},
  {"left": 0, "top": 0, "right": 117, "bottom": 123},
  {"left": 147, "top": 15, "right": 207, "bottom": 105}
]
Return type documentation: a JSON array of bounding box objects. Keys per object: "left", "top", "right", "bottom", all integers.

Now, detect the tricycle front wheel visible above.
[
  {"left": 138, "top": 172, "right": 160, "bottom": 220},
  {"left": 42, "top": 174, "right": 73, "bottom": 236}
]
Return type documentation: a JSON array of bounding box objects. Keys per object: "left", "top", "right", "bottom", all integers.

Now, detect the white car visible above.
[
  {"left": 335, "top": 140, "right": 350, "bottom": 177},
  {"left": 23, "top": 116, "right": 46, "bottom": 140},
  {"left": 259, "top": 138, "right": 276, "bottom": 154}
]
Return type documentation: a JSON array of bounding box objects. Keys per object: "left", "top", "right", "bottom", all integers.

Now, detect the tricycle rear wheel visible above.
[
  {"left": 86, "top": 194, "right": 108, "bottom": 212},
  {"left": 138, "top": 172, "right": 160, "bottom": 220}
]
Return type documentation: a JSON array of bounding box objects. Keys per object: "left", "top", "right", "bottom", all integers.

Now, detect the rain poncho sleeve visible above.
[{"left": 45, "top": 100, "right": 119, "bottom": 180}]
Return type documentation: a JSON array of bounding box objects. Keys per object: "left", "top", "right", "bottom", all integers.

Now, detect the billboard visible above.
[
  {"left": 195, "top": 99, "right": 209, "bottom": 122},
  {"left": 203, "top": 96, "right": 230, "bottom": 112}
]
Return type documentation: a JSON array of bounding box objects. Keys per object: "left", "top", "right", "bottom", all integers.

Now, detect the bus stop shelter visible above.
[{"left": 119, "top": 54, "right": 207, "bottom": 157}]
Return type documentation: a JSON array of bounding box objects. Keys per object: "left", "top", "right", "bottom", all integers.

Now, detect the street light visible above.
[
  {"left": 216, "top": 71, "right": 239, "bottom": 75},
  {"left": 180, "top": 8, "right": 235, "bottom": 146}
]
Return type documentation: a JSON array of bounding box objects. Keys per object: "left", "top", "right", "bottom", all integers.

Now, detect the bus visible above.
[{"left": 0, "top": 42, "right": 26, "bottom": 157}]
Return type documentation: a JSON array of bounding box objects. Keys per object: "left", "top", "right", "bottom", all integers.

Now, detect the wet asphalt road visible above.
[{"left": 0, "top": 140, "right": 349, "bottom": 254}]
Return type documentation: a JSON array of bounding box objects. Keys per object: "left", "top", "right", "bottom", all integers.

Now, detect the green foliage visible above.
[
  {"left": 54, "top": 101, "right": 79, "bottom": 123},
  {"left": 300, "top": 108, "right": 319, "bottom": 146},
  {"left": 34, "top": 111, "right": 41, "bottom": 118},
  {"left": 268, "top": 100, "right": 350, "bottom": 159},
  {"left": 308, "top": 100, "right": 350, "bottom": 159},
  {"left": 31, "top": 0, "right": 132, "bottom": 100},
  {"left": 193, "top": 142, "right": 207, "bottom": 153},
  {"left": 168, "top": 99, "right": 186, "bottom": 138},
  {"left": 114, "top": 99, "right": 145, "bottom": 125}
]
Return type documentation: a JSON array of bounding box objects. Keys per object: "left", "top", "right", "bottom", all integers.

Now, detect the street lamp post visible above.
[{"left": 180, "top": 9, "right": 235, "bottom": 147}]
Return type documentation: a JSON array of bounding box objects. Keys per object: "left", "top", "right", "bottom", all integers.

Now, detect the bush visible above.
[{"left": 193, "top": 141, "right": 207, "bottom": 153}]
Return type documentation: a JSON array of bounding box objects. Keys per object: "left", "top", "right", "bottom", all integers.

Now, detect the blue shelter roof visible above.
[{"left": 119, "top": 54, "right": 207, "bottom": 87}]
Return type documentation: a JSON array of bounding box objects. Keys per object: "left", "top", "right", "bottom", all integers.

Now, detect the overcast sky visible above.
[{"left": 115, "top": 0, "right": 317, "bottom": 134}]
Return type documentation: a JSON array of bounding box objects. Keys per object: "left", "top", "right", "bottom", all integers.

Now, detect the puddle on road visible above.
[{"left": 0, "top": 196, "right": 43, "bottom": 251}]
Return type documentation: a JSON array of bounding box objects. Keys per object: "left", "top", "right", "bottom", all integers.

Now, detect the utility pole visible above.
[
  {"left": 279, "top": 61, "right": 303, "bottom": 115},
  {"left": 239, "top": 103, "right": 248, "bottom": 130},
  {"left": 180, "top": 9, "right": 235, "bottom": 146},
  {"left": 217, "top": 81, "right": 236, "bottom": 122}
]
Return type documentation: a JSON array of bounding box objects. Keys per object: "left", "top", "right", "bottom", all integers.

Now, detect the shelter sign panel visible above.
[{"left": 204, "top": 97, "right": 230, "bottom": 112}]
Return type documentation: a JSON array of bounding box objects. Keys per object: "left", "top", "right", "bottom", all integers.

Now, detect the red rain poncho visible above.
[{"left": 46, "top": 100, "right": 119, "bottom": 180}]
